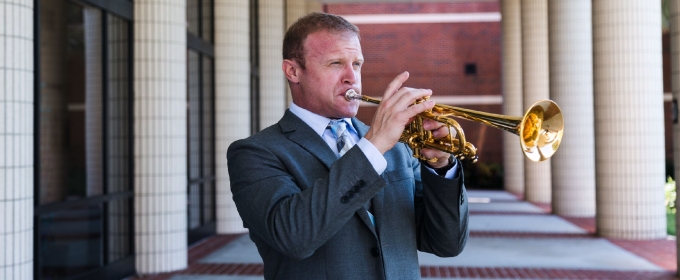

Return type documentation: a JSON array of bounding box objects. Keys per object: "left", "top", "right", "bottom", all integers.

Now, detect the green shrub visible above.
[
  {"left": 669, "top": 213, "right": 676, "bottom": 236},
  {"left": 666, "top": 176, "right": 676, "bottom": 214},
  {"left": 667, "top": 177, "right": 677, "bottom": 236}
]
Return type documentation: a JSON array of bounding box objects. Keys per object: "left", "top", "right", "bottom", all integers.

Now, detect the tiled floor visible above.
[{"left": 130, "top": 190, "right": 679, "bottom": 280}]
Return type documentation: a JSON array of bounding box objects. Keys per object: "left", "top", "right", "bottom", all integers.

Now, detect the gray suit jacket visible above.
[{"left": 227, "top": 110, "right": 469, "bottom": 280}]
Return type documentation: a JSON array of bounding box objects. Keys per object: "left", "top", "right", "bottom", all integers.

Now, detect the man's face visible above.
[{"left": 292, "top": 30, "right": 363, "bottom": 119}]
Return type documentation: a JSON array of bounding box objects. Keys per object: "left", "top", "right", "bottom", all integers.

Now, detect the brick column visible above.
[
  {"left": 672, "top": 0, "right": 680, "bottom": 272},
  {"left": 520, "top": 0, "right": 551, "bottom": 204},
  {"left": 215, "top": 0, "right": 250, "bottom": 234},
  {"left": 0, "top": 0, "right": 34, "bottom": 279},
  {"left": 500, "top": 0, "right": 524, "bottom": 196},
  {"left": 547, "top": 0, "right": 595, "bottom": 217},
  {"left": 259, "top": 0, "right": 286, "bottom": 129},
  {"left": 593, "top": 0, "right": 666, "bottom": 239},
  {"left": 134, "top": 0, "right": 188, "bottom": 273}
]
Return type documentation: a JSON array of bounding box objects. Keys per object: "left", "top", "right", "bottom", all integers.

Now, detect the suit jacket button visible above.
[
  {"left": 357, "top": 180, "right": 366, "bottom": 188},
  {"left": 370, "top": 247, "right": 380, "bottom": 257},
  {"left": 340, "top": 196, "right": 349, "bottom": 203},
  {"left": 346, "top": 190, "right": 354, "bottom": 198}
]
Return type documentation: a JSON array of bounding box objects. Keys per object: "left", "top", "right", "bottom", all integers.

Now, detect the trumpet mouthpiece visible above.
[{"left": 344, "top": 89, "right": 360, "bottom": 101}]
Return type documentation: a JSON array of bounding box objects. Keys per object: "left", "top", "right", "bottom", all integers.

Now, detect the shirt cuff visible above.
[
  {"left": 424, "top": 159, "right": 460, "bottom": 179},
  {"left": 356, "top": 138, "right": 387, "bottom": 175}
]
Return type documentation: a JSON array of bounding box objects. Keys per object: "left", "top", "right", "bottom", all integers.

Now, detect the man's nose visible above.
[{"left": 342, "top": 64, "right": 358, "bottom": 84}]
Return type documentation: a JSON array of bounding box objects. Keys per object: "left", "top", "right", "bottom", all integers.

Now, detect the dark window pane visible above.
[
  {"left": 39, "top": 1, "right": 105, "bottom": 203},
  {"left": 107, "top": 15, "right": 131, "bottom": 194},
  {"left": 108, "top": 198, "right": 132, "bottom": 263},
  {"left": 187, "top": 0, "right": 200, "bottom": 37},
  {"left": 202, "top": 0, "right": 213, "bottom": 42},
  {"left": 39, "top": 206, "right": 103, "bottom": 278},
  {"left": 188, "top": 184, "right": 202, "bottom": 229},
  {"left": 188, "top": 50, "right": 201, "bottom": 180},
  {"left": 203, "top": 181, "right": 215, "bottom": 224},
  {"left": 203, "top": 57, "right": 214, "bottom": 177}
]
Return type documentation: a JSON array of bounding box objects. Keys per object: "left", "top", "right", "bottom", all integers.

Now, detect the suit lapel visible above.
[{"left": 279, "top": 110, "right": 337, "bottom": 168}]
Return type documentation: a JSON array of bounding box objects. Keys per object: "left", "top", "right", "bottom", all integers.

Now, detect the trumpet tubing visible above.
[{"left": 345, "top": 89, "right": 564, "bottom": 162}]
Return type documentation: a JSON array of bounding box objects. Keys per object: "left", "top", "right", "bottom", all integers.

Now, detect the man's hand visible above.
[
  {"left": 364, "top": 71, "right": 435, "bottom": 154},
  {"left": 419, "top": 119, "right": 454, "bottom": 169}
]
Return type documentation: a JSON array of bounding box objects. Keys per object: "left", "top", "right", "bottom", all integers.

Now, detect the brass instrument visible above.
[{"left": 344, "top": 89, "right": 564, "bottom": 163}]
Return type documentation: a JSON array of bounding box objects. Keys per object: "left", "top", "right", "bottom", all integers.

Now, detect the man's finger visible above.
[{"left": 383, "top": 71, "right": 410, "bottom": 100}]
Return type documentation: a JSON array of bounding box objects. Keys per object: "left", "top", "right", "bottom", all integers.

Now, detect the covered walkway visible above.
[{"left": 131, "top": 190, "right": 678, "bottom": 280}]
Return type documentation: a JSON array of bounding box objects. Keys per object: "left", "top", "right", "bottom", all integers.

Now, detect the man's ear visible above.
[{"left": 282, "top": 59, "right": 301, "bottom": 83}]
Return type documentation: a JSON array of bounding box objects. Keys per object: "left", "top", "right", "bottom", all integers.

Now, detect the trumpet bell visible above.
[{"left": 519, "top": 100, "right": 564, "bottom": 162}]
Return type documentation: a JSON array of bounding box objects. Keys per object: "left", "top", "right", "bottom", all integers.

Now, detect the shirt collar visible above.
[{"left": 289, "top": 102, "right": 356, "bottom": 137}]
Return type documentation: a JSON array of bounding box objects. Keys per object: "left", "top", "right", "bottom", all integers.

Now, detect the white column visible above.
[
  {"left": 500, "top": 0, "right": 524, "bottom": 196},
  {"left": 134, "top": 0, "right": 188, "bottom": 273},
  {"left": 593, "top": 0, "right": 666, "bottom": 239},
  {"left": 547, "top": 0, "right": 595, "bottom": 217},
  {"left": 0, "top": 0, "right": 34, "bottom": 279},
  {"left": 214, "top": 0, "right": 250, "bottom": 234},
  {"left": 84, "top": 8, "right": 103, "bottom": 196},
  {"left": 259, "top": 0, "right": 286, "bottom": 129},
  {"left": 520, "top": 0, "right": 551, "bottom": 204}
]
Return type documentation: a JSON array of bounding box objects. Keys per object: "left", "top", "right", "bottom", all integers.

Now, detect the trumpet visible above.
[{"left": 344, "top": 89, "right": 564, "bottom": 163}]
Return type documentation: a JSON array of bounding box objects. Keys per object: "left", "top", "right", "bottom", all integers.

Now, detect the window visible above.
[
  {"left": 465, "top": 63, "right": 477, "bottom": 75},
  {"left": 187, "top": 0, "right": 216, "bottom": 244},
  {"left": 35, "top": 0, "right": 134, "bottom": 279}
]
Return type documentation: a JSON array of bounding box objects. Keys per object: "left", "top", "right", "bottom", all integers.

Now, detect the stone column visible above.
[
  {"left": 214, "top": 0, "right": 250, "bottom": 234},
  {"left": 671, "top": 0, "right": 680, "bottom": 272},
  {"left": 134, "top": 0, "right": 188, "bottom": 273},
  {"left": 520, "top": 0, "right": 551, "bottom": 204},
  {"left": 500, "top": 0, "right": 525, "bottom": 196},
  {"left": 0, "top": 0, "right": 34, "bottom": 279},
  {"left": 259, "top": 0, "right": 286, "bottom": 129},
  {"left": 547, "top": 0, "right": 595, "bottom": 217},
  {"left": 593, "top": 0, "right": 666, "bottom": 239}
]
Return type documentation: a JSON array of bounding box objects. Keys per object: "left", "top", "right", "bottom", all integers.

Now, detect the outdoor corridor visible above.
[{"left": 131, "top": 190, "right": 678, "bottom": 280}]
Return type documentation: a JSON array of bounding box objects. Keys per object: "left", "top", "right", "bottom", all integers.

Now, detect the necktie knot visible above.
[{"left": 328, "top": 119, "right": 352, "bottom": 156}]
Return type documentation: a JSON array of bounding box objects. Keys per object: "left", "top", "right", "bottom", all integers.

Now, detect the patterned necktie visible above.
[{"left": 328, "top": 119, "right": 353, "bottom": 157}]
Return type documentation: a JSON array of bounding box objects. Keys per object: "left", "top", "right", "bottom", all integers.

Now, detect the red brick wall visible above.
[{"left": 326, "top": 2, "right": 504, "bottom": 166}]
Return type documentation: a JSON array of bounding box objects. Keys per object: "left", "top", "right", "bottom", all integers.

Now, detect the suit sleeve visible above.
[
  {"left": 227, "top": 139, "right": 384, "bottom": 260},
  {"left": 414, "top": 155, "right": 470, "bottom": 257}
]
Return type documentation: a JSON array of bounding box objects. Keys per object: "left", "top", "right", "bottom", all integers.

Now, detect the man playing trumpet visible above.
[{"left": 227, "top": 12, "right": 469, "bottom": 280}]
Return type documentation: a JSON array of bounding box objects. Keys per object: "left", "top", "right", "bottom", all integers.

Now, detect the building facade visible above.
[{"left": 0, "top": 0, "right": 676, "bottom": 279}]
